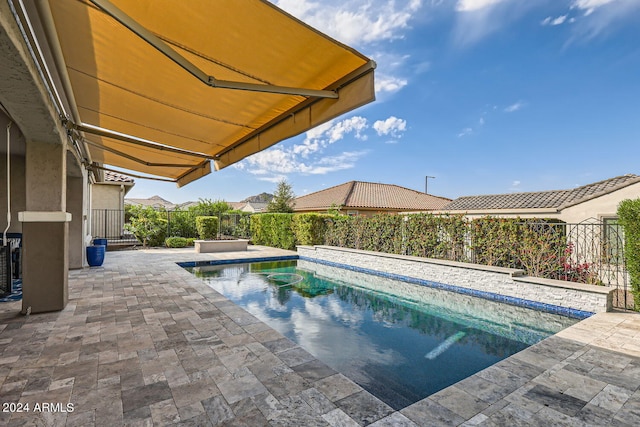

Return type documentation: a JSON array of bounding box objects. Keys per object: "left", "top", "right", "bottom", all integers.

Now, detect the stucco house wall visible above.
[
  {"left": 91, "top": 183, "right": 125, "bottom": 211},
  {"left": 90, "top": 181, "right": 133, "bottom": 240},
  {"left": 560, "top": 181, "right": 640, "bottom": 224}
]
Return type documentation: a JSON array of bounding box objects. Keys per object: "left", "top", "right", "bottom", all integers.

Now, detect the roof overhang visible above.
[
  {"left": 432, "top": 208, "right": 561, "bottom": 216},
  {"left": 15, "top": 0, "right": 375, "bottom": 186}
]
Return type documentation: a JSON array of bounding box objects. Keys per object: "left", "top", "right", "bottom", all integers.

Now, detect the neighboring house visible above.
[
  {"left": 125, "top": 195, "right": 176, "bottom": 210},
  {"left": 91, "top": 171, "right": 135, "bottom": 240},
  {"left": 294, "top": 181, "right": 452, "bottom": 216},
  {"left": 441, "top": 174, "right": 640, "bottom": 288},
  {"left": 173, "top": 201, "right": 267, "bottom": 213},
  {"left": 441, "top": 174, "right": 640, "bottom": 225},
  {"left": 240, "top": 202, "right": 268, "bottom": 213},
  {"left": 176, "top": 201, "right": 199, "bottom": 210}
]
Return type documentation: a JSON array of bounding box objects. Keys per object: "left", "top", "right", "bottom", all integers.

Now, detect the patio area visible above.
[{"left": 1, "top": 246, "right": 639, "bottom": 426}]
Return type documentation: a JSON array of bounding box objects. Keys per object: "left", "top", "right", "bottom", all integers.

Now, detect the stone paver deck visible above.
[{"left": 0, "top": 246, "right": 639, "bottom": 426}]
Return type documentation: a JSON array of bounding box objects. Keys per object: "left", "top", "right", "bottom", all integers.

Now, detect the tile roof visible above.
[
  {"left": 444, "top": 174, "right": 640, "bottom": 211},
  {"left": 104, "top": 170, "right": 134, "bottom": 184},
  {"left": 294, "top": 181, "right": 451, "bottom": 211}
]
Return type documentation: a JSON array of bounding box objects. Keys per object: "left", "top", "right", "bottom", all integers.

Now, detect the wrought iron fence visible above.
[
  {"left": 91, "top": 209, "right": 138, "bottom": 244},
  {"left": 166, "top": 210, "right": 252, "bottom": 239},
  {"left": 334, "top": 216, "right": 630, "bottom": 309},
  {"left": 426, "top": 218, "right": 629, "bottom": 309}
]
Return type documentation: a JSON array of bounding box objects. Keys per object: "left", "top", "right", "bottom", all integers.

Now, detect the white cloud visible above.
[
  {"left": 457, "top": 127, "right": 473, "bottom": 137},
  {"left": 237, "top": 114, "right": 405, "bottom": 180},
  {"left": 456, "top": 0, "right": 509, "bottom": 12},
  {"left": 373, "top": 116, "right": 407, "bottom": 138},
  {"left": 453, "top": 0, "right": 536, "bottom": 46},
  {"left": 504, "top": 101, "right": 525, "bottom": 112},
  {"left": 273, "top": 0, "right": 423, "bottom": 46},
  {"left": 567, "top": 0, "right": 640, "bottom": 40},
  {"left": 512, "top": 180, "right": 521, "bottom": 186},
  {"left": 369, "top": 51, "right": 412, "bottom": 96},
  {"left": 572, "top": 0, "right": 617, "bottom": 16},
  {"left": 327, "top": 116, "right": 369, "bottom": 143},
  {"left": 541, "top": 14, "right": 568, "bottom": 26},
  {"left": 456, "top": 1, "right": 573, "bottom": 46},
  {"left": 375, "top": 75, "right": 409, "bottom": 95},
  {"left": 479, "top": 117, "right": 485, "bottom": 125}
]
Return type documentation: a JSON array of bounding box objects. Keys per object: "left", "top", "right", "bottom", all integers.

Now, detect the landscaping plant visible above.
[
  {"left": 195, "top": 216, "right": 219, "bottom": 240},
  {"left": 124, "top": 205, "right": 167, "bottom": 247},
  {"left": 618, "top": 198, "right": 640, "bottom": 310}
]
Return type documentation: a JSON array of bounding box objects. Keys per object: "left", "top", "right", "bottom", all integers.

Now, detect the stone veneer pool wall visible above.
[{"left": 296, "top": 245, "right": 613, "bottom": 317}]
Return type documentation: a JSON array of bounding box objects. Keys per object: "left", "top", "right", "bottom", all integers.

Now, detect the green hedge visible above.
[
  {"left": 165, "top": 237, "right": 189, "bottom": 248},
  {"left": 250, "top": 213, "right": 331, "bottom": 249},
  {"left": 323, "top": 213, "right": 467, "bottom": 259},
  {"left": 250, "top": 213, "right": 296, "bottom": 249},
  {"left": 292, "top": 213, "right": 331, "bottom": 246},
  {"left": 469, "top": 217, "right": 569, "bottom": 280},
  {"left": 618, "top": 198, "right": 640, "bottom": 310},
  {"left": 195, "top": 216, "right": 219, "bottom": 240}
]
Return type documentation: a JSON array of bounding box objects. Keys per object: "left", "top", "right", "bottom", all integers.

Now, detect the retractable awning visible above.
[{"left": 29, "top": 0, "right": 375, "bottom": 186}]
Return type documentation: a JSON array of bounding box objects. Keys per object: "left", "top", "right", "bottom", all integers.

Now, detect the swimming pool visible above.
[{"left": 184, "top": 259, "right": 579, "bottom": 410}]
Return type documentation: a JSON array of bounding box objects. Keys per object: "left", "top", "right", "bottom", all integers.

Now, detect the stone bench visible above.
[{"left": 194, "top": 239, "right": 249, "bottom": 253}]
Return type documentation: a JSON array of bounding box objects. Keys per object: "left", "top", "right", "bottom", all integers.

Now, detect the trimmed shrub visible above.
[
  {"left": 124, "top": 205, "right": 167, "bottom": 247},
  {"left": 186, "top": 238, "right": 195, "bottom": 247},
  {"left": 250, "top": 213, "right": 296, "bottom": 250},
  {"left": 165, "top": 237, "right": 189, "bottom": 248},
  {"left": 405, "top": 213, "right": 467, "bottom": 260},
  {"left": 618, "top": 198, "right": 640, "bottom": 310},
  {"left": 324, "top": 215, "right": 355, "bottom": 248},
  {"left": 291, "top": 213, "right": 331, "bottom": 246},
  {"left": 195, "top": 216, "right": 219, "bottom": 240}
]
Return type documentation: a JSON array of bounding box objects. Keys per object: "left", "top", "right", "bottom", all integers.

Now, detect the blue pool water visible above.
[{"left": 185, "top": 259, "right": 578, "bottom": 410}]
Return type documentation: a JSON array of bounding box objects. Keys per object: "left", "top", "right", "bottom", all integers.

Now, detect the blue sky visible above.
[{"left": 126, "top": 0, "right": 640, "bottom": 204}]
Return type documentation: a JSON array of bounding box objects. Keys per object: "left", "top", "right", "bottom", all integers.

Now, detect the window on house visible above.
[{"left": 603, "top": 217, "right": 624, "bottom": 265}]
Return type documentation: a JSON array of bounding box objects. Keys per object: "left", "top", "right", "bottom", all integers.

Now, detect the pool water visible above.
[{"left": 185, "top": 260, "right": 578, "bottom": 410}]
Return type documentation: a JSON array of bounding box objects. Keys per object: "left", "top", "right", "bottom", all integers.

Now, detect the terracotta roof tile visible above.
[
  {"left": 104, "top": 170, "right": 134, "bottom": 183},
  {"left": 444, "top": 174, "right": 640, "bottom": 211},
  {"left": 295, "top": 181, "right": 451, "bottom": 211}
]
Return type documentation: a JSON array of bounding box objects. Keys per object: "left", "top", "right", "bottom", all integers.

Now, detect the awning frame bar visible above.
[
  {"left": 68, "top": 122, "right": 214, "bottom": 160},
  {"left": 81, "top": 138, "right": 205, "bottom": 168},
  {"left": 91, "top": 163, "right": 176, "bottom": 183},
  {"left": 89, "top": 0, "right": 339, "bottom": 99},
  {"left": 215, "top": 60, "right": 376, "bottom": 160}
]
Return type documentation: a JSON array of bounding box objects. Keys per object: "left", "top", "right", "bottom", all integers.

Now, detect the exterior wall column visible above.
[
  {"left": 67, "top": 174, "right": 84, "bottom": 269},
  {"left": 19, "top": 140, "right": 69, "bottom": 314}
]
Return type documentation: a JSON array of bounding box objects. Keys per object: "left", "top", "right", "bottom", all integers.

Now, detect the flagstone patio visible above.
[{"left": 0, "top": 246, "right": 639, "bottom": 426}]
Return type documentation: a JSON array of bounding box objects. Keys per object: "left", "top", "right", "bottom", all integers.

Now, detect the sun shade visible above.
[{"left": 36, "top": 0, "right": 375, "bottom": 186}]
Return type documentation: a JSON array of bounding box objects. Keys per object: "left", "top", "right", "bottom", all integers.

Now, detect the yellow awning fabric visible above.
[{"left": 40, "top": 0, "right": 375, "bottom": 186}]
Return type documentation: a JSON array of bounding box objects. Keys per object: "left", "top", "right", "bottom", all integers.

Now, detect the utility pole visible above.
[{"left": 425, "top": 176, "right": 435, "bottom": 194}]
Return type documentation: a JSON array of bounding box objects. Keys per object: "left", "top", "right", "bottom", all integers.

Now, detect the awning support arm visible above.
[
  {"left": 68, "top": 122, "right": 214, "bottom": 160},
  {"left": 90, "top": 163, "right": 176, "bottom": 183},
  {"left": 89, "top": 0, "right": 339, "bottom": 99},
  {"left": 81, "top": 138, "right": 206, "bottom": 168}
]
